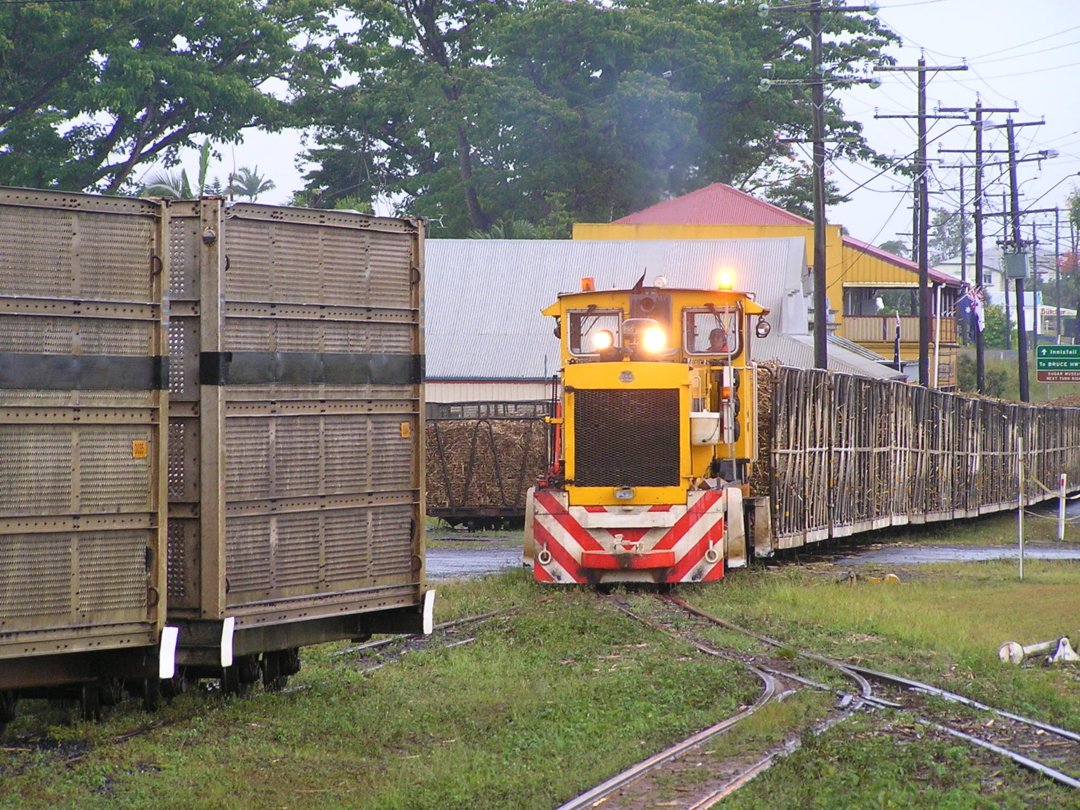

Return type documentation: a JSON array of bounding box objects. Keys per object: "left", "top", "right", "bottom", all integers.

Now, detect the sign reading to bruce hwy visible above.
[{"left": 1036, "top": 345, "right": 1080, "bottom": 382}]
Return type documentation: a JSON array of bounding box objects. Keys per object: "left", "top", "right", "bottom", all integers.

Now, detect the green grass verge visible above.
[
  {"left": 0, "top": 575, "right": 752, "bottom": 810},
  {"left": 1, "top": 551, "right": 1077, "bottom": 808},
  {"left": 688, "top": 560, "right": 1080, "bottom": 730}
]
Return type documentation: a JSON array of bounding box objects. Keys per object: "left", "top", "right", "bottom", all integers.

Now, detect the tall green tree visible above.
[
  {"left": 0, "top": 0, "right": 331, "bottom": 193},
  {"left": 878, "top": 238, "right": 910, "bottom": 259},
  {"left": 296, "top": 0, "right": 898, "bottom": 235},
  {"left": 927, "top": 206, "right": 972, "bottom": 265}
]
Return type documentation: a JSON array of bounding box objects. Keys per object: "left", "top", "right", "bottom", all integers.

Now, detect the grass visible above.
[
  {"left": 687, "top": 560, "right": 1080, "bottom": 731},
  {"left": 1, "top": 533, "right": 1078, "bottom": 809},
  {"left": 0, "top": 579, "right": 753, "bottom": 810},
  {"left": 724, "top": 712, "right": 1072, "bottom": 809}
]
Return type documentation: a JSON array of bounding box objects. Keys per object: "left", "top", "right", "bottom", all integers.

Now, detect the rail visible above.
[{"left": 668, "top": 596, "right": 1080, "bottom": 795}]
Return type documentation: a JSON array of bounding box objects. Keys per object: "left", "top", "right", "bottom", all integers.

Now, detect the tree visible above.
[
  {"left": 296, "top": 0, "right": 898, "bottom": 235},
  {"left": 468, "top": 218, "right": 548, "bottom": 239},
  {"left": 927, "top": 206, "right": 971, "bottom": 265},
  {"left": 138, "top": 139, "right": 216, "bottom": 199},
  {"left": 956, "top": 353, "right": 1007, "bottom": 398},
  {"left": 140, "top": 169, "right": 194, "bottom": 200},
  {"left": 0, "top": 0, "right": 331, "bottom": 193},
  {"left": 878, "top": 239, "right": 910, "bottom": 260},
  {"left": 982, "top": 304, "right": 1012, "bottom": 349},
  {"left": 227, "top": 166, "right": 276, "bottom": 201},
  {"left": 1054, "top": 189, "right": 1080, "bottom": 320}
]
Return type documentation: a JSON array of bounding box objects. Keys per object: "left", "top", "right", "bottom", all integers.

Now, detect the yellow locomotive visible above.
[{"left": 525, "top": 273, "right": 770, "bottom": 585}]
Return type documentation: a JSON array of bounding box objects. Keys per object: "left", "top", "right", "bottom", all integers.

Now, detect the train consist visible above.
[
  {"left": 0, "top": 188, "right": 431, "bottom": 725},
  {"left": 425, "top": 400, "right": 551, "bottom": 528},
  {"left": 525, "top": 275, "right": 1080, "bottom": 586},
  {"left": 525, "top": 277, "right": 769, "bottom": 585}
]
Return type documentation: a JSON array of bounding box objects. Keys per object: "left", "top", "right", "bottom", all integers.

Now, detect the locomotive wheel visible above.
[
  {"left": 222, "top": 654, "right": 260, "bottom": 697},
  {"left": 161, "top": 668, "right": 193, "bottom": 700},
  {"left": 238, "top": 654, "right": 261, "bottom": 684},
  {"left": 221, "top": 664, "right": 247, "bottom": 697}
]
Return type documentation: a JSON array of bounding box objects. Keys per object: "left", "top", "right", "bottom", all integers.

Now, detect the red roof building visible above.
[{"left": 575, "top": 182, "right": 963, "bottom": 387}]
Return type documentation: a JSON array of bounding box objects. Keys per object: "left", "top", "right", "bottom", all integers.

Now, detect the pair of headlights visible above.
[{"left": 590, "top": 322, "right": 668, "bottom": 355}]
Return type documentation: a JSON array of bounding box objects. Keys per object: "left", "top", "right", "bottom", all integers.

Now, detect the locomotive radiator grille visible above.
[{"left": 573, "top": 389, "right": 681, "bottom": 487}]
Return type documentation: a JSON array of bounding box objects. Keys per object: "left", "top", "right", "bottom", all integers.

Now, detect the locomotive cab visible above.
[{"left": 526, "top": 277, "right": 769, "bottom": 585}]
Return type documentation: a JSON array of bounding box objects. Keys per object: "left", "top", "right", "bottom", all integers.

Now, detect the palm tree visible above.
[
  {"left": 139, "top": 169, "right": 193, "bottom": 200},
  {"left": 227, "top": 166, "right": 275, "bottom": 201},
  {"left": 139, "top": 140, "right": 214, "bottom": 200}
]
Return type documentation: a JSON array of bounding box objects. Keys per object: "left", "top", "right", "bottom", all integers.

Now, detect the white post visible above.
[
  {"left": 1018, "top": 437, "right": 1024, "bottom": 581},
  {"left": 1059, "top": 472, "right": 1068, "bottom": 542}
]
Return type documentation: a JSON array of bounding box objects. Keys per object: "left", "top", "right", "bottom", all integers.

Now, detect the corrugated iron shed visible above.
[{"left": 425, "top": 238, "right": 899, "bottom": 383}]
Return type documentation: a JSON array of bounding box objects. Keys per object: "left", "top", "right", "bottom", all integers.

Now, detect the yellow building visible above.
[{"left": 574, "top": 183, "right": 963, "bottom": 388}]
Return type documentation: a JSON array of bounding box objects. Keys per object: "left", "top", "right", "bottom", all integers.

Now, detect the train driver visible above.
[{"left": 708, "top": 326, "right": 730, "bottom": 353}]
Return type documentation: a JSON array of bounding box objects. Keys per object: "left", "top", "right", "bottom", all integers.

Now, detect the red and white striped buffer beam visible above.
[{"left": 531, "top": 489, "right": 727, "bottom": 585}]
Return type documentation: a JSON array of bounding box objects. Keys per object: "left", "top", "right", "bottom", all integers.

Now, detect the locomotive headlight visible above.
[
  {"left": 591, "top": 329, "right": 615, "bottom": 352},
  {"left": 640, "top": 323, "right": 667, "bottom": 354}
]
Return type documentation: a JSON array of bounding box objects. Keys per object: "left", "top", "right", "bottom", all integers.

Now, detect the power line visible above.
[
  {"left": 968, "top": 23, "right": 1080, "bottom": 61},
  {"left": 974, "top": 37, "right": 1080, "bottom": 67}
]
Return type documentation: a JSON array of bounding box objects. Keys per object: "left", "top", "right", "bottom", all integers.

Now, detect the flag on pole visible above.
[
  {"left": 959, "top": 285, "right": 984, "bottom": 340},
  {"left": 970, "top": 287, "right": 985, "bottom": 333}
]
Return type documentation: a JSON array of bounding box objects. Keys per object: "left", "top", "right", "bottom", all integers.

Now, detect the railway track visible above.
[
  {"left": 558, "top": 594, "right": 1080, "bottom": 809},
  {"left": 668, "top": 597, "right": 1080, "bottom": 791}
]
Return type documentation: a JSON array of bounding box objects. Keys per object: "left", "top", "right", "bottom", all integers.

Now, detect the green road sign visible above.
[
  {"left": 1038, "top": 370, "right": 1080, "bottom": 382},
  {"left": 1036, "top": 345, "right": 1080, "bottom": 376}
]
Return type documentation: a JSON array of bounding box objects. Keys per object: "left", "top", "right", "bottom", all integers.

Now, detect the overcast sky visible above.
[
  {"left": 830, "top": 0, "right": 1080, "bottom": 252},
  {"left": 172, "top": 0, "right": 1080, "bottom": 251}
]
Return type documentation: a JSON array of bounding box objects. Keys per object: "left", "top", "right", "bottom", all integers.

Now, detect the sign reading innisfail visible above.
[{"left": 1036, "top": 345, "right": 1080, "bottom": 382}]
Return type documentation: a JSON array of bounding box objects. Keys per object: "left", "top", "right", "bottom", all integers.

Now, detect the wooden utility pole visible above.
[
  {"left": 1007, "top": 118, "right": 1031, "bottom": 401},
  {"left": 979, "top": 117, "right": 1046, "bottom": 402},
  {"left": 762, "top": 1, "right": 880, "bottom": 371},
  {"left": 810, "top": 0, "right": 828, "bottom": 370},
  {"left": 876, "top": 56, "right": 967, "bottom": 387},
  {"left": 940, "top": 100, "right": 1019, "bottom": 394},
  {"left": 1055, "top": 208, "right": 1062, "bottom": 341}
]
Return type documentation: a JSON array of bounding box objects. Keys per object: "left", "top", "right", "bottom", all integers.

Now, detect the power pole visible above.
[
  {"left": 958, "top": 165, "right": 967, "bottom": 283},
  {"left": 938, "top": 101, "right": 1017, "bottom": 393},
  {"left": 1003, "top": 192, "right": 1012, "bottom": 347},
  {"left": 979, "top": 117, "right": 1046, "bottom": 402},
  {"left": 810, "top": 0, "right": 828, "bottom": 371},
  {"left": 876, "top": 56, "right": 967, "bottom": 387},
  {"left": 1055, "top": 208, "right": 1062, "bottom": 342},
  {"left": 762, "top": 0, "right": 880, "bottom": 371},
  {"left": 1031, "top": 221, "right": 1039, "bottom": 350},
  {"left": 1007, "top": 119, "right": 1031, "bottom": 401}
]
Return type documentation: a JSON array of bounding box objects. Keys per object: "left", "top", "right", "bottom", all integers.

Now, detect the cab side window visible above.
[
  {"left": 569, "top": 309, "right": 623, "bottom": 356},
  {"left": 684, "top": 309, "right": 739, "bottom": 356}
]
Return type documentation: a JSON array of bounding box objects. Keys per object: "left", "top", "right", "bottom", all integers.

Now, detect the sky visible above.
[
  {"left": 828, "top": 0, "right": 1080, "bottom": 255},
  {"left": 161, "top": 0, "right": 1080, "bottom": 253}
]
